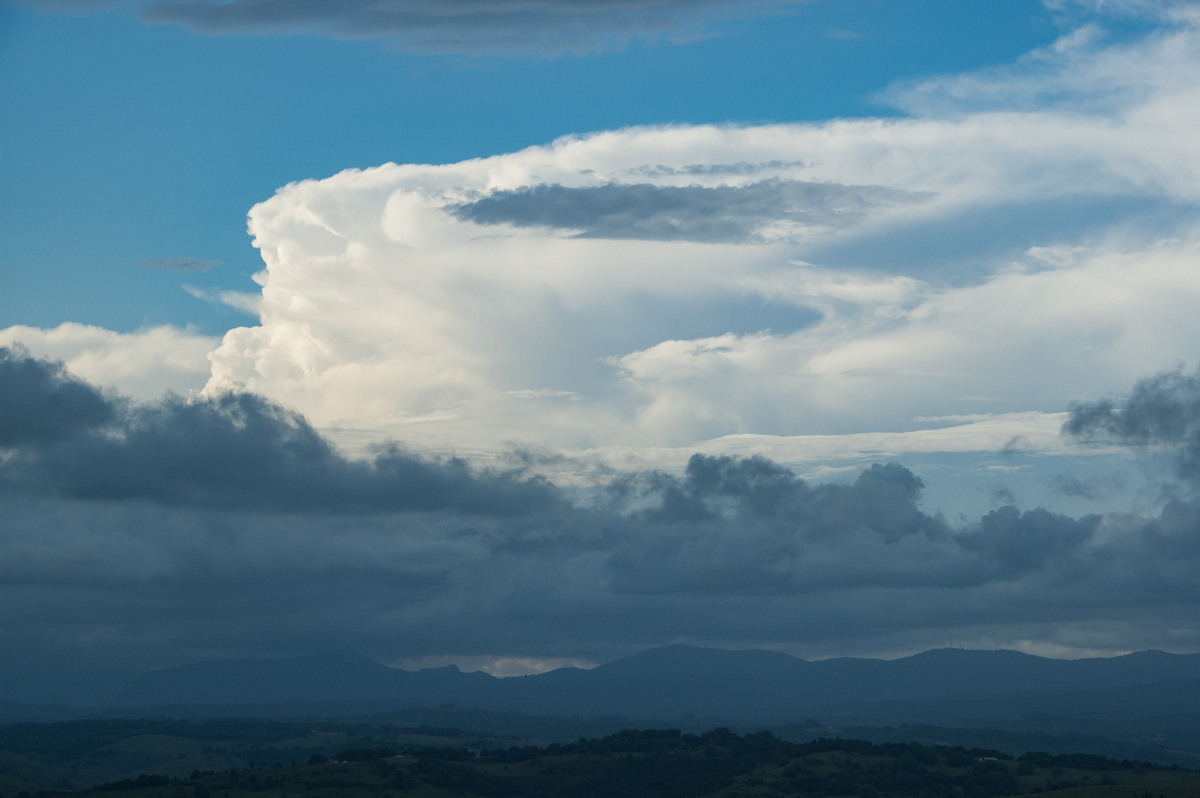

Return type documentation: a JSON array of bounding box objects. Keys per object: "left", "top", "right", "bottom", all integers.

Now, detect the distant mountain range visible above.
[
  {"left": 3, "top": 645, "right": 1197, "bottom": 768},
  {"left": 103, "top": 645, "right": 1200, "bottom": 726}
]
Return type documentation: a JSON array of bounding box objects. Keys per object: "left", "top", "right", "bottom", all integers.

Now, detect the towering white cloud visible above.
[{"left": 205, "top": 8, "right": 1200, "bottom": 462}]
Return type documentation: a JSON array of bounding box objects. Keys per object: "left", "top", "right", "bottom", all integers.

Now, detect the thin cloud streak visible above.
[
  {"left": 451, "top": 180, "right": 926, "bottom": 243},
  {"left": 141, "top": 257, "right": 223, "bottom": 272},
  {"left": 26, "top": 0, "right": 805, "bottom": 54}
]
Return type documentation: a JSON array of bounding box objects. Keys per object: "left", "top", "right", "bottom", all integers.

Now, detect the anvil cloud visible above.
[{"left": 199, "top": 12, "right": 1200, "bottom": 463}]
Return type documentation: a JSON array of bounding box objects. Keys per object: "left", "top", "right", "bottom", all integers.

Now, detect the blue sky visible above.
[{"left": 4, "top": 0, "right": 1200, "bottom": 701}]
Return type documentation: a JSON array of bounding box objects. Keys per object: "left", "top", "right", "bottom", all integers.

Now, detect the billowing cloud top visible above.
[{"left": 199, "top": 8, "right": 1200, "bottom": 460}]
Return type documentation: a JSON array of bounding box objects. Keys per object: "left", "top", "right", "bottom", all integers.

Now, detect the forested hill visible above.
[{"left": 36, "top": 727, "right": 1200, "bottom": 798}]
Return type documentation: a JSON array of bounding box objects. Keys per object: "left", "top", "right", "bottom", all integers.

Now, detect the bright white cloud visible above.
[
  {"left": 616, "top": 234, "right": 1200, "bottom": 441},
  {"left": 0, "top": 322, "right": 217, "bottom": 400},
  {"left": 203, "top": 11, "right": 1200, "bottom": 470}
]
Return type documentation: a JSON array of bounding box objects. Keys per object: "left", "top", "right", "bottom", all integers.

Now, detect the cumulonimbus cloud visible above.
[
  {"left": 7, "top": 2, "right": 1200, "bottom": 695},
  {"left": 200, "top": 5, "right": 1200, "bottom": 455}
]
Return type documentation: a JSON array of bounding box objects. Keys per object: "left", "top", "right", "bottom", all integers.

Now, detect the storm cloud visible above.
[
  {"left": 4, "top": 348, "right": 1200, "bottom": 701},
  {"left": 0, "top": 346, "right": 558, "bottom": 515},
  {"left": 451, "top": 179, "right": 924, "bottom": 243},
  {"left": 0, "top": 344, "right": 115, "bottom": 446},
  {"left": 1066, "top": 366, "right": 1200, "bottom": 487}
]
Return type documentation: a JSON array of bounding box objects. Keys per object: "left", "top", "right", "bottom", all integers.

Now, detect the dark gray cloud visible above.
[
  {"left": 959, "top": 506, "right": 1099, "bottom": 577},
  {"left": 0, "top": 346, "right": 557, "bottom": 515},
  {"left": 66, "top": 0, "right": 803, "bottom": 55},
  {"left": 605, "top": 457, "right": 962, "bottom": 595},
  {"left": 0, "top": 345, "right": 115, "bottom": 447},
  {"left": 1065, "top": 366, "right": 1200, "bottom": 486},
  {"left": 631, "top": 456, "right": 937, "bottom": 542},
  {"left": 451, "top": 179, "right": 927, "bottom": 243},
  {"left": 3, "top": 348, "right": 1200, "bottom": 701},
  {"left": 604, "top": 455, "right": 924, "bottom": 531}
]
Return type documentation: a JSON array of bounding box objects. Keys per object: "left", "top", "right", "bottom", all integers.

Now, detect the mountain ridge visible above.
[{"left": 106, "top": 644, "right": 1200, "bottom": 721}]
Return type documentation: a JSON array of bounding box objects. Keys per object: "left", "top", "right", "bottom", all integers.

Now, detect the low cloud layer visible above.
[
  {"left": 0, "top": 346, "right": 557, "bottom": 515},
  {"left": 0, "top": 345, "right": 115, "bottom": 447},
  {"left": 3, "top": 347, "right": 1200, "bottom": 701}
]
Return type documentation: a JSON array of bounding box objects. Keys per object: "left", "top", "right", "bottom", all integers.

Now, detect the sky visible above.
[{"left": 3, "top": 0, "right": 1200, "bottom": 704}]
